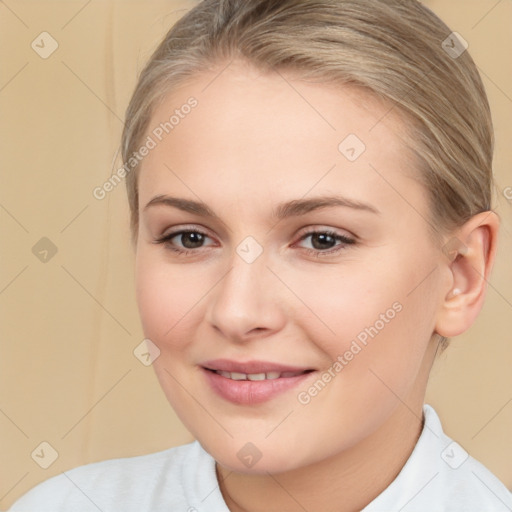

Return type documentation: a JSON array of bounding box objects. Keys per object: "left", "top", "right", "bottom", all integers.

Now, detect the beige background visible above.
[{"left": 0, "top": 0, "right": 511, "bottom": 509}]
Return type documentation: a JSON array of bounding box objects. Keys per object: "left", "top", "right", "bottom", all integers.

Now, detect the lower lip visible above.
[{"left": 202, "top": 368, "right": 314, "bottom": 405}]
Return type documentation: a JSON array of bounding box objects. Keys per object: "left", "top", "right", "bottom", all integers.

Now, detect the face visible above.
[{"left": 134, "top": 59, "right": 447, "bottom": 474}]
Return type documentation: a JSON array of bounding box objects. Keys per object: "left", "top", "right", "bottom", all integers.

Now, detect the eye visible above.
[
  {"left": 153, "top": 227, "right": 356, "bottom": 257},
  {"left": 153, "top": 228, "right": 215, "bottom": 255},
  {"left": 295, "top": 229, "right": 356, "bottom": 257}
]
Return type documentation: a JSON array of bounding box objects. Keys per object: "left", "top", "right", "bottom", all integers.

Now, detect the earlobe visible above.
[{"left": 435, "top": 211, "right": 500, "bottom": 338}]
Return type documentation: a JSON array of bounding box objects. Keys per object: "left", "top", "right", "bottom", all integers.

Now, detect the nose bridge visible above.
[
  {"left": 206, "top": 244, "right": 283, "bottom": 339},
  {"left": 217, "top": 246, "right": 270, "bottom": 315}
]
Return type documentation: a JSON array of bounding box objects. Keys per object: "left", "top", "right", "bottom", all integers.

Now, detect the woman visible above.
[{"left": 9, "top": 0, "right": 512, "bottom": 510}]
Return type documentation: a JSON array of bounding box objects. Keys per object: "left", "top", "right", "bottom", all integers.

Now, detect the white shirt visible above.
[{"left": 8, "top": 404, "right": 512, "bottom": 511}]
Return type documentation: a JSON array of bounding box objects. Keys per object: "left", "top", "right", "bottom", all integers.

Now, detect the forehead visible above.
[{"left": 137, "top": 60, "right": 425, "bottom": 222}]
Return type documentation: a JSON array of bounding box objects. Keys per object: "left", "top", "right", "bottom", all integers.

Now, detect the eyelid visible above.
[
  {"left": 158, "top": 224, "right": 212, "bottom": 238},
  {"left": 295, "top": 224, "right": 356, "bottom": 240},
  {"left": 154, "top": 225, "right": 215, "bottom": 245}
]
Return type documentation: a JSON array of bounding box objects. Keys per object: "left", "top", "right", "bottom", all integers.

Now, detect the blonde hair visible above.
[{"left": 121, "top": 0, "right": 495, "bottom": 350}]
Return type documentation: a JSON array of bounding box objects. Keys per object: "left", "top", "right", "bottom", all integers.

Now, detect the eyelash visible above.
[{"left": 153, "top": 227, "right": 356, "bottom": 258}]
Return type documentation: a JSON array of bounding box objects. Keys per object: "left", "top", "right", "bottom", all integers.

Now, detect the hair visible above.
[{"left": 121, "top": 0, "right": 495, "bottom": 351}]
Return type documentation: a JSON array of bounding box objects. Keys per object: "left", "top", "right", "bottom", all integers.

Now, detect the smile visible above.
[
  {"left": 201, "top": 360, "right": 316, "bottom": 405},
  {"left": 212, "top": 370, "right": 310, "bottom": 381}
]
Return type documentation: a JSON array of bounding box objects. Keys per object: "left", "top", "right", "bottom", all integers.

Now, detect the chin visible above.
[
  {"left": 216, "top": 454, "right": 297, "bottom": 475},
  {"left": 201, "top": 436, "right": 314, "bottom": 476}
]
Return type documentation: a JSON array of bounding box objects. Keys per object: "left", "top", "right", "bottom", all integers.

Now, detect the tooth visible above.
[
  {"left": 230, "top": 372, "right": 247, "bottom": 380},
  {"left": 247, "top": 373, "right": 266, "bottom": 381},
  {"left": 218, "top": 371, "right": 231, "bottom": 378},
  {"left": 266, "top": 371, "right": 281, "bottom": 379}
]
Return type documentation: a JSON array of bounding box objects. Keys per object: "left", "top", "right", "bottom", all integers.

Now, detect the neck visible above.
[{"left": 217, "top": 395, "right": 425, "bottom": 512}]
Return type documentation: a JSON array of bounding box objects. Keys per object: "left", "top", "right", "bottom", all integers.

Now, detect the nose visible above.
[{"left": 205, "top": 249, "right": 286, "bottom": 342}]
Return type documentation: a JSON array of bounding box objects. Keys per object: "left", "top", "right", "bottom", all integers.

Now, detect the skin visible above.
[{"left": 134, "top": 59, "right": 499, "bottom": 512}]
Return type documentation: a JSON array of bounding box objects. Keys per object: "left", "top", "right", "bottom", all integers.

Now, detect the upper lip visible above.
[{"left": 201, "top": 359, "right": 314, "bottom": 374}]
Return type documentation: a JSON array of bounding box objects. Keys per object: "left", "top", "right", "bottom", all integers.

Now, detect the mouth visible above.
[
  {"left": 204, "top": 368, "right": 314, "bottom": 381},
  {"left": 200, "top": 359, "right": 317, "bottom": 405}
]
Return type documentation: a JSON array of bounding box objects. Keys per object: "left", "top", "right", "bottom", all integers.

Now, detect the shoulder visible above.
[
  {"left": 364, "top": 404, "right": 512, "bottom": 511},
  {"left": 435, "top": 437, "right": 512, "bottom": 510},
  {"left": 424, "top": 404, "right": 512, "bottom": 510},
  {"left": 447, "top": 455, "right": 512, "bottom": 510},
  {"left": 8, "top": 441, "right": 203, "bottom": 512}
]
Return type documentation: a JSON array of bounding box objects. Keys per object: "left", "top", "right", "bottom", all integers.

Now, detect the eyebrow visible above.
[{"left": 143, "top": 194, "right": 380, "bottom": 219}]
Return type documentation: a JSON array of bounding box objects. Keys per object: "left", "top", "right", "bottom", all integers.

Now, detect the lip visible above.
[
  {"left": 201, "top": 359, "right": 316, "bottom": 405},
  {"left": 201, "top": 359, "right": 312, "bottom": 374}
]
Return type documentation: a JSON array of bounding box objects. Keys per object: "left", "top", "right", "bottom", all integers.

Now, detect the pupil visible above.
[
  {"left": 312, "top": 233, "right": 334, "bottom": 250},
  {"left": 183, "top": 232, "right": 204, "bottom": 248}
]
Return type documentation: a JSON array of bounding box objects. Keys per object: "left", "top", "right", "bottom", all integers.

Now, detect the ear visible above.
[{"left": 435, "top": 211, "right": 500, "bottom": 338}]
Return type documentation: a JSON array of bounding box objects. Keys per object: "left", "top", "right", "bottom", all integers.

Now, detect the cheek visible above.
[
  {"left": 289, "top": 263, "right": 406, "bottom": 354},
  {"left": 135, "top": 251, "right": 203, "bottom": 349},
  {"left": 294, "top": 251, "right": 438, "bottom": 389},
  {"left": 285, "top": 261, "right": 437, "bottom": 448}
]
